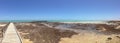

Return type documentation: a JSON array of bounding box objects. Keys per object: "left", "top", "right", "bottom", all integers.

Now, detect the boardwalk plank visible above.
[{"left": 2, "top": 23, "right": 22, "bottom": 43}]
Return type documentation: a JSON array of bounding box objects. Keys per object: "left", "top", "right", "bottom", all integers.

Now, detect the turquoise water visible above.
[
  {"left": 47, "top": 20, "right": 105, "bottom": 22},
  {"left": 0, "top": 20, "right": 34, "bottom": 22},
  {"left": 0, "top": 20, "right": 104, "bottom": 22}
]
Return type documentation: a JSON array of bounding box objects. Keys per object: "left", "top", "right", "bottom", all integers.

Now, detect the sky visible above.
[{"left": 0, "top": 0, "right": 120, "bottom": 20}]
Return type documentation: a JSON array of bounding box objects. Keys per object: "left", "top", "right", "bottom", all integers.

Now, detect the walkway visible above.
[{"left": 2, "top": 23, "right": 22, "bottom": 43}]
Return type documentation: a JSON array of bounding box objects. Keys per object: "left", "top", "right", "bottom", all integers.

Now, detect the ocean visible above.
[
  {"left": 0, "top": 20, "right": 105, "bottom": 23},
  {"left": 0, "top": 20, "right": 34, "bottom": 22},
  {"left": 47, "top": 20, "right": 106, "bottom": 23}
]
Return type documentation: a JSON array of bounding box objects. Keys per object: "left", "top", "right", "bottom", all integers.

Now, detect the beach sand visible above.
[{"left": 60, "top": 33, "right": 120, "bottom": 43}]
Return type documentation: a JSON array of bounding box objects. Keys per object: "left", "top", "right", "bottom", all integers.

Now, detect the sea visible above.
[
  {"left": 0, "top": 20, "right": 34, "bottom": 22},
  {"left": 0, "top": 20, "right": 106, "bottom": 23}
]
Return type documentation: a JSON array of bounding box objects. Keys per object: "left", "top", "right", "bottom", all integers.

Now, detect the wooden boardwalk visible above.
[{"left": 2, "top": 23, "right": 22, "bottom": 43}]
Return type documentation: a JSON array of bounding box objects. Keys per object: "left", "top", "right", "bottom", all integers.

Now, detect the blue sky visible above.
[{"left": 0, "top": 0, "right": 120, "bottom": 20}]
